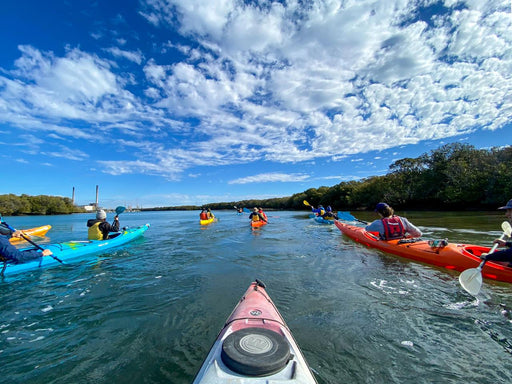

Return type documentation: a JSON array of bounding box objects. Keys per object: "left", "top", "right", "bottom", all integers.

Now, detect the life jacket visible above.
[
  {"left": 251, "top": 213, "right": 261, "bottom": 222},
  {"left": 199, "top": 212, "right": 208, "bottom": 220},
  {"left": 381, "top": 216, "right": 405, "bottom": 240},
  {"left": 88, "top": 222, "right": 103, "bottom": 240}
]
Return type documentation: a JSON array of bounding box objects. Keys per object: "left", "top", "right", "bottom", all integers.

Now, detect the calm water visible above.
[{"left": 2, "top": 210, "right": 512, "bottom": 384}]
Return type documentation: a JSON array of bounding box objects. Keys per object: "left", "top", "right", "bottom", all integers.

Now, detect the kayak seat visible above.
[{"left": 221, "top": 327, "right": 291, "bottom": 376}]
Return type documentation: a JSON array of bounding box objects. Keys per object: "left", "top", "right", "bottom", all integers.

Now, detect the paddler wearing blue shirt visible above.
[{"left": 481, "top": 199, "right": 512, "bottom": 266}]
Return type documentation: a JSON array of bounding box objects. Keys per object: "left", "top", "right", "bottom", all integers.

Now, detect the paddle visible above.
[
  {"left": 304, "top": 200, "right": 318, "bottom": 217},
  {"left": 112, "top": 206, "right": 126, "bottom": 226},
  {"left": 459, "top": 221, "right": 512, "bottom": 296},
  {"left": 1, "top": 221, "right": 63, "bottom": 264},
  {"left": 338, "top": 211, "right": 368, "bottom": 224}
]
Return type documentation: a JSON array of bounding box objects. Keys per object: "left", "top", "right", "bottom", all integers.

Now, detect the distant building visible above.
[{"left": 83, "top": 204, "right": 98, "bottom": 212}]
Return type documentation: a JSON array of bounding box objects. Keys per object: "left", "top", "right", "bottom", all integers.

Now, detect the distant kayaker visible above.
[
  {"left": 481, "top": 199, "right": 512, "bottom": 265},
  {"left": 0, "top": 222, "right": 53, "bottom": 264},
  {"left": 311, "top": 205, "right": 325, "bottom": 216},
  {"left": 250, "top": 207, "right": 267, "bottom": 223},
  {"left": 87, "top": 209, "right": 120, "bottom": 240},
  {"left": 200, "top": 208, "right": 209, "bottom": 220},
  {"left": 365, "top": 202, "right": 422, "bottom": 240},
  {"left": 258, "top": 208, "right": 268, "bottom": 221},
  {"left": 322, "top": 206, "right": 338, "bottom": 220}
]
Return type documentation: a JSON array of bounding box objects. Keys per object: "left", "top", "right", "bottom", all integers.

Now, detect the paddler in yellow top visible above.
[
  {"left": 87, "top": 209, "right": 120, "bottom": 240},
  {"left": 249, "top": 207, "right": 267, "bottom": 223}
]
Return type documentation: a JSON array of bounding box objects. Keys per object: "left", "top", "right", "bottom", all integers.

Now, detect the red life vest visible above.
[
  {"left": 381, "top": 216, "right": 405, "bottom": 239},
  {"left": 199, "top": 212, "right": 208, "bottom": 220}
]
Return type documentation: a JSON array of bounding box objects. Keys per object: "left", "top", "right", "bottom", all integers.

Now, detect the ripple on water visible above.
[{"left": 2, "top": 211, "right": 512, "bottom": 384}]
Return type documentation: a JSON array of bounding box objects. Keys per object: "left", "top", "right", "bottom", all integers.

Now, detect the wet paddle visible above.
[{"left": 459, "top": 221, "right": 512, "bottom": 296}]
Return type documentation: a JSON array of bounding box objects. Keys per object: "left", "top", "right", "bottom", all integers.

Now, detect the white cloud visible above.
[
  {"left": 0, "top": 0, "right": 511, "bottom": 178},
  {"left": 105, "top": 47, "right": 144, "bottom": 64},
  {"left": 229, "top": 172, "right": 309, "bottom": 185}
]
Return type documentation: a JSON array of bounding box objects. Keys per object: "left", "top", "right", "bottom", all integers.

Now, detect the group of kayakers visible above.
[
  {"left": 204, "top": 207, "right": 267, "bottom": 224},
  {"left": 199, "top": 208, "right": 215, "bottom": 221},
  {"left": 249, "top": 207, "right": 267, "bottom": 223},
  {"left": 4, "top": 199, "right": 512, "bottom": 268},
  {"left": 309, "top": 204, "right": 338, "bottom": 220}
]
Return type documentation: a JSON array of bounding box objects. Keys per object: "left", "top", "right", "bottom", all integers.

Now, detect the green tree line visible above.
[
  {"left": 5, "top": 143, "right": 511, "bottom": 215},
  {"left": 0, "top": 194, "right": 85, "bottom": 216},
  {"left": 178, "top": 143, "right": 511, "bottom": 212}
]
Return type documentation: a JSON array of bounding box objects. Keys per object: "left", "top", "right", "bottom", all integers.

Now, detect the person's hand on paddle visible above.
[
  {"left": 114, "top": 215, "right": 119, "bottom": 221},
  {"left": 492, "top": 238, "right": 508, "bottom": 247},
  {"left": 12, "top": 230, "right": 53, "bottom": 256},
  {"left": 11, "top": 230, "right": 24, "bottom": 238}
]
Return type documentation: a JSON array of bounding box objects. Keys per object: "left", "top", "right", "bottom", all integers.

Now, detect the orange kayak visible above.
[
  {"left": 9, "top": 225, "right": 52, "bottom": 244},
  {"left": 251, "top": 220, "right": 267, "bottom": 228},
  {"left": 334, "top": 220, "right": 512, "bottom": 283}
]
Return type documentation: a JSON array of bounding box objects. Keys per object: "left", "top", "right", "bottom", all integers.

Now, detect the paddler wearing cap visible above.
[
  {"left": 249, "top": 207, "right": 267, "bottom": 223},
  {"left": 364, "top": 202, "right": 422, "bottom": 240},
  {"left": 480, "top": 199, "right": 512, "bottom": 266},
  {"left": 87, "top": 209, "right": 120, "bottom": 240}
]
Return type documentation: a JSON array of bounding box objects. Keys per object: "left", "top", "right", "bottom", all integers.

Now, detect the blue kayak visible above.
[
  {"left": 313, "top": 216, "right": 335, "bottom": 224},
  {"left": 3, "top": 224, "right": 150, "bottom": 277},
  {"left": 312, "top": 212, "right": 342, "bottom": 225}
]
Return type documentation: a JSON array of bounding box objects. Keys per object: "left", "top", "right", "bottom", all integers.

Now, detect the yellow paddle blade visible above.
[{"left": 303, "top": 200, "right": 310, "bottom": 206}]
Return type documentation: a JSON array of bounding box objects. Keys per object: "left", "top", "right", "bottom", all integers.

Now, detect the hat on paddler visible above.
[{"left": 498, "top": 199, "right": 512, "bottom": 210}]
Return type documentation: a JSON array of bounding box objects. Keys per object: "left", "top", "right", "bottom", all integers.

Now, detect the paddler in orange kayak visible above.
[
  {"left": 481, "top": 198, "right": 512, "bottom": 265},
  {"left": 249, "top": 207, "right": 267, "bottom": 223},
  {"left": 365, "top": 202, "right": 422, "bottom": 240}
]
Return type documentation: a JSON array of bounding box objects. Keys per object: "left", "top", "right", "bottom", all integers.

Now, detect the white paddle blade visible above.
[
  {"left": 502, "top": 221, "right": 512, "bottom": 236},
  {"left": 459, "top": 268, "right": 483, "bottom": 296}
]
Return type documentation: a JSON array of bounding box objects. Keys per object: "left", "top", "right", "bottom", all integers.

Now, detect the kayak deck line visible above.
[{"left": 193, "top": 279, "right": 317, "bottom": 383}]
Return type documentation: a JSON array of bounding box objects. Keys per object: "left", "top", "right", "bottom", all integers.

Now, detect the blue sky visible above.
[{"left": 1, "top": 0, "right": 511, "bottom": 209}]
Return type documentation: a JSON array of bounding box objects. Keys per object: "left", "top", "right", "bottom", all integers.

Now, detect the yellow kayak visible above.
[
  {"left": 200, "top": 217, "right": 217, "bottom": 225},
  {"left": 9, "top": 225, "right": 52, "bottom": 244}
]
